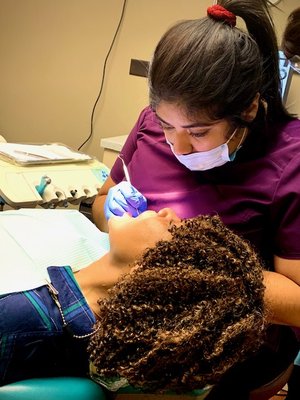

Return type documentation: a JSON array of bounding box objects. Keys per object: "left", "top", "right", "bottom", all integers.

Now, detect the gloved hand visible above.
[{"left": 104, "top": 181, "right": 147, "bottom": 220}]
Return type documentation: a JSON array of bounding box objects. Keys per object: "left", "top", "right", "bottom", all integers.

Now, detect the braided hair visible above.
[{"left": 88, "top": 215, "right": 266, "bottom": 392}]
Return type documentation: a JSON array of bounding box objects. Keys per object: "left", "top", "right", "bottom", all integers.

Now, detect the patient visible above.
[
  {"left": 0, "top": 207, "right": 266, "bottom": 394},
  {"left": 88, "top": 212, "right": 266, "bottom": 394}
]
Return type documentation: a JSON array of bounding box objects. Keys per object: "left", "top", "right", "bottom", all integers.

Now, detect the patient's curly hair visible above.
[{"left": 88, "top": 215, "right": 266, "bottom": 392}]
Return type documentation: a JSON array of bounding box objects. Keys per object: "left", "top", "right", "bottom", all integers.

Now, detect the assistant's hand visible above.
[{"left": 104, "top": 181, "right": 147, "bottom": 220}]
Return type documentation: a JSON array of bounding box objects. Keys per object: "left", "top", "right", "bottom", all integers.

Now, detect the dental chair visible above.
[
  {"left": 0, "top": 361, "right": 293, "bottom": 400},
  {"left": 0, "top": 319, "right": 296, "bottom": 400},
  {"left": 0, "top": 377, "right": 107, "bottom": 400}
]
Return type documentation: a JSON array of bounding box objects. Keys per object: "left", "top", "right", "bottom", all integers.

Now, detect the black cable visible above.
[{"left": 78, "top": 0, "right": 127, "bottom": 151}]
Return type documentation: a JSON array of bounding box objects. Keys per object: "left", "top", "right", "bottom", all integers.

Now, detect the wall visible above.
[{"left": 0, "top": 0, "right": 298, "bottom": 161}]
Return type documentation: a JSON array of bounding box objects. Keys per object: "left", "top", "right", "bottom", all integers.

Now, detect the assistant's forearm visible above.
[
  {"left": 264, "top": 270, "right": 300, "bottom": 327},
  {"left": 92, "top": 194, "right": 109, "bottom": 232}
]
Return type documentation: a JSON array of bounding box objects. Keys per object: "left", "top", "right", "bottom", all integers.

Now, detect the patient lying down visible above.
[{"left": 0, "top": 209, "right": 266, "bottom": 393}]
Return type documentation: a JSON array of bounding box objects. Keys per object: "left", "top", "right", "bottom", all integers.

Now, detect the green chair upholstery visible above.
[{"left": 0, "top": 377, "right": 107, "bottom": 400}]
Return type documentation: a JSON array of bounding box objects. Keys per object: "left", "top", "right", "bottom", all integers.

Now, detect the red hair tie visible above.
[{"left": 207, "top": 5, "right": 236, "bottom": 27}]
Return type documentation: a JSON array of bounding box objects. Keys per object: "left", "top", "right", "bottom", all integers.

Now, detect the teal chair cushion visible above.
[{"left": 0, "top": 377, "right": 107, "bottom": 400}]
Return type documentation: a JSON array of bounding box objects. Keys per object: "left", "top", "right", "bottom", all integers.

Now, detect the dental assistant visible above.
[
  {"left": 282, "top": 7, "right": 300, "bottom": 73},
  {"left": 91, "top": 0, "right": 300, "bottom": 392},
  {"left": 92, "top": 4, "right": 300, "bottom": 395},
  {"left": 93, "top": 0, "right": 300, "bottom": 273}
]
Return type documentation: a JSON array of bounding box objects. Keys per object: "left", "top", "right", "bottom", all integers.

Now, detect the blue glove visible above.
[{"left": 104, "top": 181, "right": 147, "bottom": 220}]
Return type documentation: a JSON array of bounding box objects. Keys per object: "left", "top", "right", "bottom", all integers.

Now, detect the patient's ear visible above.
[{"left": 241, "top": 93, "right": 260, "bottom": 122}]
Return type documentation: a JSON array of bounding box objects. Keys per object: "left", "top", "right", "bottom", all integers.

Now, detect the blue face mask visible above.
[{"left": 167, "top": 128, "right": 246, "bottom": 171}]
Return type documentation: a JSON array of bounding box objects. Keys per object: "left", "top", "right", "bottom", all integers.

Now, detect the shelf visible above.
[{"left": 100, "top": 135, "right": 128, "bottom": 152}]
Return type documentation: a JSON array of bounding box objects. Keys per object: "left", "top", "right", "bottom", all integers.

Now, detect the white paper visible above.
[
  {"left": 0, "top": 143, "right": 92, "bottom": 164},
  {"left": 0, "top": 208, "right": 110, "bottom": 294}
]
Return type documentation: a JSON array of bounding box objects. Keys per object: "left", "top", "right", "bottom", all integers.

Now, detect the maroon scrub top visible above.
[{"left": 111, "top": 106, "right": 300, "bottom": 268}]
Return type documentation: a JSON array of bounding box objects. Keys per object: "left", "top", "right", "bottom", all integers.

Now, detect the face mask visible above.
[{"left": 167, "top": 128, "right": 244, "bottom": 171}]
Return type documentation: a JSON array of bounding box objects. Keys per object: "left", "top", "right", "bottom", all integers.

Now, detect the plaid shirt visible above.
[{"left": 0, "top": 266, "right": 96, "bottom": 386}]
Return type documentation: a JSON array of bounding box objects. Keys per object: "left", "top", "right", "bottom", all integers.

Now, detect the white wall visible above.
[{"left": 0, "top": 0, "right": 298, "bottom": 161}]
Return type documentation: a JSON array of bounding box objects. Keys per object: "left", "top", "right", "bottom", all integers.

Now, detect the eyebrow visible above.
[{"left": 155, "top": 113, "right": 212, "bottom": 128}]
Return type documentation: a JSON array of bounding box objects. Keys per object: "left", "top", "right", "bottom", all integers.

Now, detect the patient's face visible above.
[{"left": 108, "top": 208, "right": 180, "bottom": 264}]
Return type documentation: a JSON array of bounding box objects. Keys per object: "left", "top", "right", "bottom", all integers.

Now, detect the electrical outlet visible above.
[{"left": 129, "top": 59, "right": 149, "bottom": 77}]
